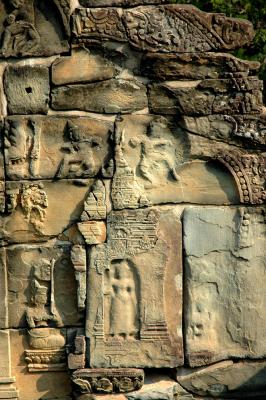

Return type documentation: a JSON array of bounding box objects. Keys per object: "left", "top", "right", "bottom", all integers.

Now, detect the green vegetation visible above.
[{"left": 173, "top": 0, "right": 266, "bottom": 100}]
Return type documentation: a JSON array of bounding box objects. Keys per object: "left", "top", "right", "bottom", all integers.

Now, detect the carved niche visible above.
[
  {"left": 0, "top": 0, "right": 70, "bottom": 58},
  {"left": 86, "top": 207, "right": 183, "bottom": 368}
]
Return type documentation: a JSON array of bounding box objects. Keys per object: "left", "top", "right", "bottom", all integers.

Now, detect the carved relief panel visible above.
[
  {"left": 0, "top": 0, "right": 70, "bottom": 58},
  {"left": 86, "top": 207, "right": 183, "bottom": 368},
  {"left": 4, "top": 116, "right": 112, "bottom": 180}
]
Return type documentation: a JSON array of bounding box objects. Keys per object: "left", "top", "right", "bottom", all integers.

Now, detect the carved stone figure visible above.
[
  {"left": 56, "top": 120, "right": 102, "bottom": 178},
  {"left": 130, "top": 118, "right": 180, "bottom": 186},
  {"left": 0, "top": 0, "right": 40, "bottom": 57},
  {"left": 21, "top": 183, "right": 48, "bottom": 233},
  {"left": 107, "top": 260, "right": 138, "bottom": 340},
  {"left": 26, "top": 261, "right": 62, "bottom": 329}
]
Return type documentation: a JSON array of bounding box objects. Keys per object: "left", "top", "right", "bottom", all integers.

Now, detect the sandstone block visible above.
[
  {"left": 86, "top": 207, "right": 183, "bottom": 368},
  {"left": 7, "top": 243, "right": 82, "bottom": 329},
  {"left": 52, "top": 47, "right": 120, "bottom": 85},
  {"left": 4, "top": 180, "right": 93, "bottom": 244},
  {"left": 184, "top": 206, "right": 266, "bottom": 367},
  {"left": 10, "top": 329, "right": 71, "bottom": 400},
  {"left": 4, "top": 116, "right": 113, "bottom": 180},
  {"left": 181, "top": 114, "right": 266, "bottom": 145},
  {"left": 4, "top": 66, "right": 49, "bottom": 115},
  {"left": 112, "top": 115, "right": 239, "bottom": 208},
  {"left": 148, "top": 79, "right": 263, "bottom": 116},
  {"left": 126, "top": 374, "right": 193, "bottom": 400},
  {"left": 141, "top": 52, "right": 260, "bottom": 81},
  {"left": 73, "top": 8, "right": 127, "bottom": 43},
  {"left": 51, "top": 79, "right": 147, "bottom": 113},
  {"left": 176, "top": 360, "right": 266, "bottom": 398}
]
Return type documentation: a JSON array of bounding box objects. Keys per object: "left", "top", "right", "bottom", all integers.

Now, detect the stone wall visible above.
[{"left": 0, "top": 1, "right": 265, "bottom": 399}]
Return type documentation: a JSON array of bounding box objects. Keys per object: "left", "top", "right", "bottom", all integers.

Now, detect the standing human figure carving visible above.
[{"left": 109, "top": 260, "right": 138, "bottom": 340}]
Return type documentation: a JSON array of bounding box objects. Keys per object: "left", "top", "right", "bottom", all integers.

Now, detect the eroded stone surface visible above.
[
  {"left": 52, "top": 47, "right": 120, "bottom": 85},
  {"left": 184, "top": 206, "right": 266, "bottom": 367},
  {"left": 79, "top": 0, "right": 169, "bottom": 6},
  {"left": 123, "top": 5, "right": 254, "bottom": 52},
  {"left": 4, "top": 65, "right": 49, "bottom": 115},
  {"left": 177, "top": 360, "right": 266, "bottom": 398},
  {"left": 149, "top": 78, "right": 263, "bottom": 116},
  {"left": 51, "top": 79, "right": 147, "bottom": 113},
  {"left": 141, "top": 52, "right": 260, "bottom": 81},
  {"left": 4, "top": 179, "right": 93, "bottom": 243}
]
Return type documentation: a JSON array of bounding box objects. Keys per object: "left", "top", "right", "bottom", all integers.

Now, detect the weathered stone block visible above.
[
  {"left": 176, "top": 360, "right": 266, "bottom": 398},
  {"left": 111, "top": 115, "right": 239, "bottom": 208},
  {"left": 51, "top": 79, "right": 147, "bottom": 113},
  {"left": 149, "top": 78, "right": 263, "bottom": 116},
  {"left": 4, "top": 66, "right": 49, "bottom": 115},
  {"left": 52, "top": 47, "right": 120, "bottom": 85},
  {"left": 181, "top": 114, "right": 266, "bottom": 145},
  {"left": 184, "top": 206, "right": 266, "bottom": 367},
  {"left": 4, "top": 179, "right": 93, "bottom": 243},
  {"left": 7, "top": 243, "right": 82, "bottom": 328},
  {"left": 127, "top": 374, "right": 193, "bottom": 400},
  {"left": 141, "top": 52, "right": 260, "bottom": 81},
  {"left": 86, "top": 207, "right": 183, "bottom": 368},
  {"left": 5, "top": 116, "right": 113, "bottom": 180}
]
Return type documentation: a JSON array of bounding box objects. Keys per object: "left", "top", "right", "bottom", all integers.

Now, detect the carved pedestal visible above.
[{"left": 72, "top": 368, "right": 144, "bottom": 395}]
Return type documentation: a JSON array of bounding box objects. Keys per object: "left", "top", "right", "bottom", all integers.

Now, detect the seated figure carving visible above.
[{"left": 26, "top": 263, "right": 65, "bottom": 350}]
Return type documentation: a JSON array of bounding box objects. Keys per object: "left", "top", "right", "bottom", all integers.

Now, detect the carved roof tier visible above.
[{"left": 72, "top": 4, "right": 255, "bottom": 52}]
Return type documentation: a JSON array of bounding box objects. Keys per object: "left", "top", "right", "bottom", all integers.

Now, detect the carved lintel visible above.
[
  {"left": 123, "top": 5, "right": 254, "bottom": 52},
  {"left": 72, "top": 368, "right": 144, "bottom": 394},
  {"left": 72, "top": 8, "right": 127, "bottom": 43}
]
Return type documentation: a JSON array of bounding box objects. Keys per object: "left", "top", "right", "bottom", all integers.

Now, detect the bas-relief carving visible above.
[
  {"left": 0, "top": 1, "right": 265, "bottom": 399},
  {"left": 7, "top": 245, "right": 82, "bottom": 329},
  {"left": 4, "top": 179, "right": 93, "bottom": 243},
  {"left": 86, "top": 207, "right": 183, "bottom": 368},
  {"left": 73, "top": 5, "right": 254, "bottom": 52},
  {"left": 72, "top": 368, "right": 144, "bottom": 395},
  {"left": 4, "top": 116, "right": 112, "bottom": 180},
  {"left": 182, "top": 114, "right": 266, "bottom": 145},
  {"left": 0, "top": 0, "right": 70, "bottom": 58},
  {"left": 111, "top": 115, "right": 240, "bottom": 208}
]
